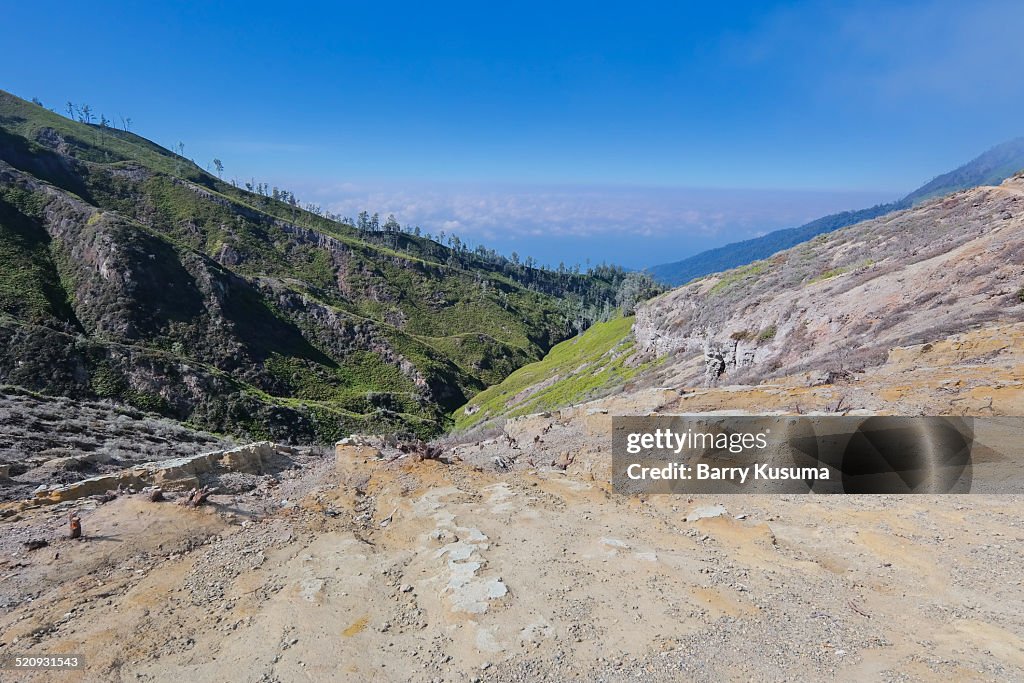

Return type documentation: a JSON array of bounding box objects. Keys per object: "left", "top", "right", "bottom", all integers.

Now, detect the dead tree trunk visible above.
[
  {"left": 68, "top": 512, "right": 82, "bottom": 539},
  {"left": 180, "top": 486, "right": 213, "bottom": 507}
]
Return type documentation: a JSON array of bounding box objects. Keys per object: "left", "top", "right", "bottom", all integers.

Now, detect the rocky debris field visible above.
[
  {"left": 0, "top": 387, "right": 231, "bottom": 502},
  {"left": 0, "top": 439, "right": 1020, "bottom": 682}
]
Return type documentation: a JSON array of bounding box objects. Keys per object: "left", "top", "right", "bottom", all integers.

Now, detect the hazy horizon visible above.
[
  {"left": 291, "top": 180, "right": 898, "bottom": 269},
  {"left": 5, "top": 0, "right": 1024, "bottom": 267}
]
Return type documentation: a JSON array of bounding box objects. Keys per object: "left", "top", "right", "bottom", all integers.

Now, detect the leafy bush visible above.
[
  {"left": 91, "top": 364, "right": 126, "bottom": 398},
  {"left": 809, "top": 267, "right": 849, "bottom": 284}
]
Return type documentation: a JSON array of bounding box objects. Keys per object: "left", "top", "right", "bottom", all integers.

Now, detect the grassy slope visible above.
[
  {"left": 454, "top": 316, "right": 658, "bottom": 431},
  {"left": 0, "top": 90, "right": 620, "bottom": 439},
  {"left": 0, "top": 186, "right": 78, "bottom": 325}
]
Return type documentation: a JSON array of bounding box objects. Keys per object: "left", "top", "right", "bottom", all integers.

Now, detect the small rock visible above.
[{"left": 686, "top": 504, "right": 728, "bottom": 522}]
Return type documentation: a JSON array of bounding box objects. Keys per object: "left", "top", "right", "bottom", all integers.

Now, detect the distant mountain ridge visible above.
[
  {"left": 648, "top": 137, "right": 1024, "bottom": 286},
  {"left": 902, "top": 137, "right": 1024, "bottom": 204}
]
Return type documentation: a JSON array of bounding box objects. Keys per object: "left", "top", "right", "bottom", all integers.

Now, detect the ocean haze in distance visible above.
[{"left": 290, "top": 181, "right": 894, "bottom": 269}]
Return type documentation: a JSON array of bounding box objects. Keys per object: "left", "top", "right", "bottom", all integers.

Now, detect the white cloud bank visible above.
[{"left": 296, "top": 181, "right": 894, "bottom": 268}]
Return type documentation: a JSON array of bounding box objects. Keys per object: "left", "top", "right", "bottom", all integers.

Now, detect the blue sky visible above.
[{"left": 4, "top": 1, "right": 1024, "bottom": 267}]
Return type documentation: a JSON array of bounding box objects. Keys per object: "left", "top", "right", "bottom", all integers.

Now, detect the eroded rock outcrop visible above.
[
  {"left": 634, "top": 176, "right": 1024, "bottom": 388},
  {"left": 32, "top": 441, "right": 294, "bottom": 504}
]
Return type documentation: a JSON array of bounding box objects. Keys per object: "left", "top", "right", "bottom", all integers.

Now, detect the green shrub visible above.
[
  {"left": 809, "top": 267, "right": 849, "bottom": 284},
  {"left": 91, "top": 364, "right": 126, "bottom": 398},
  {"left": 126, "top": 390, "right": 170, "bottom": 414},
  {"left": 709, "top": 261, "right": 768, "bottom": 295}
]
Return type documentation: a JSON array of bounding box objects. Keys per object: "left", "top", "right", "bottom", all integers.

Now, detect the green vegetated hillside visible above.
[
  {"left": 0, "top": 90, "right": 630, "bottom": 441},
  {"left": 454, "top": 315, "right": 659, "bottom": 432},
  {"left": 648, "top": 137, "right": 1024, "bottom": 287}
]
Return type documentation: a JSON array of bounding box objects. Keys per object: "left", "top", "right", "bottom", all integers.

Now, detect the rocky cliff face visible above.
[{"left": 633, "top": 176, "right": 1024, "bottom": 389}]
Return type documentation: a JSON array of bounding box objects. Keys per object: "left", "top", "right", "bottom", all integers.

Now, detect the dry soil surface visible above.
[
  {"left": 0, "top": 443, "right": 1022, "bottom": 682},
  {"left": 0, "top": 326, "right": 1022, "bottom": 682}
]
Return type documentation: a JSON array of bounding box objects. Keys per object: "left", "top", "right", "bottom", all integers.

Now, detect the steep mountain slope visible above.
[
  {"left": 634, "top": 174, "right": 1024, "bottom": 390},
  {"left": 453, "top": 174, "right": 1024, "bottom": 424},
  {"left": 0, "top": 91, "right": 623, "bottom": 441},
  {"left": 904, "top": 137, "right": 1024, "bottom": 204},
  {"left": 454, "top": 315, "right": 658, "bottom": 432},
  {"left": 648, "top": 137, "right": 1024, "bottom": 286}
]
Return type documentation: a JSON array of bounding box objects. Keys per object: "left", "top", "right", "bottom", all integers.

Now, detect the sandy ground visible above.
[{"left": 0, "top": 442, "right": 1021, "bottom": 682}]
